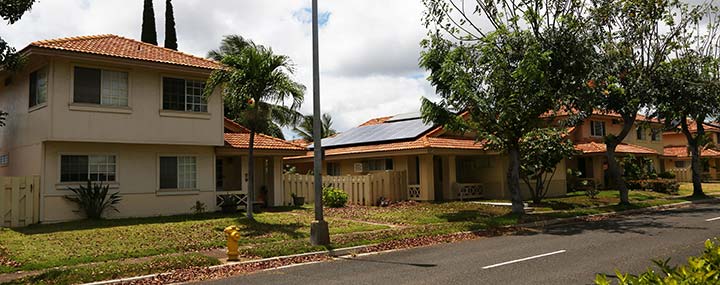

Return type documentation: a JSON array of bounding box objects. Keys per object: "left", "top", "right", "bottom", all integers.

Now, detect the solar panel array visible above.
[{"left": 313, "top": 118, "right": 434, "bottom": 149}]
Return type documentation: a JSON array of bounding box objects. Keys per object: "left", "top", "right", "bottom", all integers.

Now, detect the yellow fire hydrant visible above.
[{"left": 224, "top": 225, "right": 242, "bottom": 261}]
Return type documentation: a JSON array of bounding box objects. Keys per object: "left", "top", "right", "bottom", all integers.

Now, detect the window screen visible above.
[
  {"left": 162, "top": 77, "right": 185, "bottom": 111},
  {"left": 74, "top": 67, "right": 102, "bottom": 104},
  {"left": 159, "top": 157, "right": 178, "bottom": 189}
]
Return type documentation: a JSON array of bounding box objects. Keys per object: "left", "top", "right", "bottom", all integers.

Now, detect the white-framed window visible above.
[
  {"left": 60, "top": 155, "right": 117, "bottom": 182},
  {"left": 591, "top": 121, "right": 606, "bottom": 137},
  {"left": 159, "top": 156, "right": 197, "bottom": 189},
  {"left": 162, "top": 77, "right": 208, "bottom": 113},
  {"left": 0, "top": 154, "right": 8, "bottom": 167},
  {"left": 29, "top": 66, "right": 49, "bottom": 108},
  {"left": 74, "top": 67, "right": 129, "bottom": 107},
  {"left": 636, "top": 126, "right": 646, "bottom": 140}
]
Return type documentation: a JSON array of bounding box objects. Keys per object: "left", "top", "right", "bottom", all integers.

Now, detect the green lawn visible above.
[
  {"left": 1, "top": 184, "right": 714, "bottom": 285},
  {"left": 0, "top": 210, "right": 385, "bottom": 273},
  {"left": 678, "top": 182, "right": 720, "bottom": 196}
]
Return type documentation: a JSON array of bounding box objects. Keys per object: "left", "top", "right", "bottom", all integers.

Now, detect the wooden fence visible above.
[
  {"left": 668, "top": 168, "right": 691, "bottom": 182},
  {"left": 1, "top": 176, "right": 41, "bottom": 227},
  {"left": 283, "top": 171, "right": 408, "bottom": 206}
]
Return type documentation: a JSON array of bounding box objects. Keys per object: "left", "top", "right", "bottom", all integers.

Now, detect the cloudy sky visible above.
[{"left": 0, "top": 0, "right": 438, "bottom": 138}]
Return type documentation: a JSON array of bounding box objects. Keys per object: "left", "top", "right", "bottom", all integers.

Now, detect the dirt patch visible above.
[{"left": 0, "top": 245, "right": 21, "bottom": 269}]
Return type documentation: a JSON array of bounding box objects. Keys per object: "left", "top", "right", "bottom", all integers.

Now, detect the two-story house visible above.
[
  {"left": 662, "top": 120, "right": 720, "bottom": 181},
  {"left": 0, "top": 35, "right": 305, "bottom": 223},
  {"left": 562, "top": 112, "right": 665, "bottom": 189}
]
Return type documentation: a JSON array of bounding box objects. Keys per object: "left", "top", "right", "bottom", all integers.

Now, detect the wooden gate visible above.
[{"left": 1, "top": 176, "right": 41, "bottom": 227}]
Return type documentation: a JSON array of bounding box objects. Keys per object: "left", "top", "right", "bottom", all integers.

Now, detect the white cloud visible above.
[{"left": 0, "top": 0, "right": 436, "bottom": 134}]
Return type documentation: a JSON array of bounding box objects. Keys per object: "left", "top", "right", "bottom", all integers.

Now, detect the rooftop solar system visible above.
[{"left": 313, "top": 112, "right": 434, "bottom": 149}]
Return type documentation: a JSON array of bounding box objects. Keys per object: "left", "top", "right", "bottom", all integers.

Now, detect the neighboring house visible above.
[
  {"left": 286, "top": 110, "right": 669, "bottom": 201},
  {"left": 662, "top": 120, "right": 720, "bottom": 180},
  {"left": 284, "top": 112, "right": 569, "bottom": 201},
  {"left": 563, "top": 112, "right": 665, "bottom": 189},
  {"left": 0, "top": 35, "right": 303, "bottom": 223}
]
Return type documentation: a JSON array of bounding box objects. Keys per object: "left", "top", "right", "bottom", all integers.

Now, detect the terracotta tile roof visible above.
[
  {"left": 548, "top": 109, "right": 660, "bottom": 123},
  {"left": 575, "top": 142, "right": 660, "bottom": 155},
  {"left": 224, "top": 133, "right": 306, "bottom": 151},
  {"left": 224, "top": 118, "right": 250, "bottom": 133},
  {"left": 287, "top": 135, "right": 487, "bottom": 159},
  {"left": 663, "top": 145, "right": 720, "bottom": 158},
  {"left": 663, "top": 120, "right": 720, "bottom": 134},
  {"left": 28, "top": 34, "right": 221, "bottom": 70}
]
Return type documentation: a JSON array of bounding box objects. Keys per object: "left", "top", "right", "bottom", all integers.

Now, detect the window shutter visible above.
[{"left": 74, "top": 67, "right": 101, "bottom": 104}]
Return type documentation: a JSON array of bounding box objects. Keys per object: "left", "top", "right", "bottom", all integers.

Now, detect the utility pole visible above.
[{"left": 310, "top": 0, "right": 330, "bottom": 246}]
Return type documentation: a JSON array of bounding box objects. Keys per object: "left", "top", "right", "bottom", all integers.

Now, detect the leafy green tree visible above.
[
  {"left": 204, "top": 35, "right": 305, "bottom": 220},
  {"left": 520, "top": 128, "right": 578, "bottom": 204},
  {"left": 1, "top": 0, "right": 37, "bottom": 127},
  {"left": 420, "top": 0, "right": 596, "bottom": 214},
  {"left": 293, "top": 113, "right": 336, "bottom": 142},
  {"left": 208, "top": 35, "right": 298, "bottom": 139},
  {"left": 141, "top": 0, "right": 157, "bottom": 45},
  {"left": 164, "top": 0, "right": 177, "bottom": 50},
  {"left": 654, "top": 10, "right": 720, "bottom": 197},
  {"left": 587, "top": 0, "right": 705, "bottom": 205}
]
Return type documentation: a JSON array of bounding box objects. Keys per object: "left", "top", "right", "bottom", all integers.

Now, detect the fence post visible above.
[{"left": 11, "top": 177, "right": 21, "bottom": 227}]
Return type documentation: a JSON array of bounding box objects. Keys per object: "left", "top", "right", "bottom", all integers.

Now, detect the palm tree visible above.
[
  {"left": 204, "top": 35, "right": 305, "bottom": 220},
  {"left": 208, "top": 35, "right": 297, "bottom": 139},
  {"left": 293, "top": 113, "right": 337, "bottom": 142}
]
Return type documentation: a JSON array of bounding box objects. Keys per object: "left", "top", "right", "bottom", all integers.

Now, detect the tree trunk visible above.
[
  {"left": 689, "top": 143, "right": 704, "bottom": 197},
  {"left": 682, "top": 118, "right": 705, "bottom": 197},
  {"left": 507, "top": 146, "right": 525, "bottom": 214},
  {"left": 246, "top": 131, "right": 255, "bottom": 220},
  {"left": 606, "top": 141, "right": 630, "bottom": 205}
]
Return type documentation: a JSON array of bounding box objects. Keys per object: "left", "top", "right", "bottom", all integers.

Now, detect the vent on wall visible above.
[{"left": 354, "top": 163, "right": 363, "bottom": 173}]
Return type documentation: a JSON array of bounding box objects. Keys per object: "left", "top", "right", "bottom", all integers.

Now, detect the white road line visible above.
[
  {"left": 482, "top": 250, "right": 567, "bottom": 269},
  {"left": 706, "top": 216, "right": 720, "bottom": 222}
]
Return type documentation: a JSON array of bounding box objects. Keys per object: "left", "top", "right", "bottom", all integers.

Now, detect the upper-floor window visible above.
[
  {"left": 74, "top": 67, "right": 128, "bottom": 106},
  {"left": 29, "top": 66, "right": 49, "bottom": 108},
  {"left": 162, "top": 77, "right": 207, "bottom": 113},
  {"left": 591, "top": 121, "right": 606, "bottom": 137},
  {"left": 636, "top": 126, "right": 646, "bottom": 140},
  {"left": 60, "top": 154, "right": 117, "bottom": 182},
  {"left": 159, "top": 156, "right": 197, "bottom": 189},
  {"left": 651, "top": 129, "right": 660, "bottom": 141}
]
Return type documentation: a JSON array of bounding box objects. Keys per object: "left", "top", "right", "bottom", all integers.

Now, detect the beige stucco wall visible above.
[
  {"left": 41, "top": 141, "right": 216, "bottom": 223},
  {"left": 48, "top": 58, "right": 223, "bottom": 146},
  {"left": 574, "top": 117, "right": 664, "bottom": 153}
]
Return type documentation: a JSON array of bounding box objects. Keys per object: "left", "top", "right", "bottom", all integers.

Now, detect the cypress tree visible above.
[
  {"left": 164, "top": 0, "right": 178, "bottom": 50},
  {"left": 141, "top": 0, "right": 158, "bottom": 45}
]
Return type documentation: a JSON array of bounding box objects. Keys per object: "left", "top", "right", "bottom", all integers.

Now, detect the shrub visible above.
[
  {"left": 657, "top": 171, "right": 676, "bottom": 179},
  {"left": 595, "top": 239, "right": 720, "bottom": 284},
  {"left": 322, "top": 187, "right": 348, "bottom": 208},
  {"left": 64, "top": 181, "right": 122, "bottom": 219},
  {"left": 626, "top": 179, "right": 679, "bottom": 194}
]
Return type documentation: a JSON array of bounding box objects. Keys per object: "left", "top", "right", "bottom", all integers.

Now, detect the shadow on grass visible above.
[
  {"left": 235, "top": 217, "right": 306, "bottom": 239},
  {"left": 11, "top": 206, "right": 302, "bottom": 235}
]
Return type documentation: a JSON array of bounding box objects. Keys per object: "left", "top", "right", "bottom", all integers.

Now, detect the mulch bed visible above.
[{"left": 118, "top": 254, "right": 332, "bottom": 284}]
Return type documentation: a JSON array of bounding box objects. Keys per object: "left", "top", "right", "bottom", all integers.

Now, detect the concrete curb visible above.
[{"left": 79, "top": 197, "right": 718, "bottom": 285}]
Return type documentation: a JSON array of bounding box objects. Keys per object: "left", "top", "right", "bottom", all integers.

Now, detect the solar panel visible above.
[
  {"left": 312, "top": 118, "right": 434, "bottom": 149},
  {"left": 385, "top": 112, "right": 422, "bottom": 122}
]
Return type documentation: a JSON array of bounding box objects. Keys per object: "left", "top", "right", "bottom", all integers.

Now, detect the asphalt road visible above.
[{"left": 198, "top": 202, "right": 720, "bottom": 285}]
